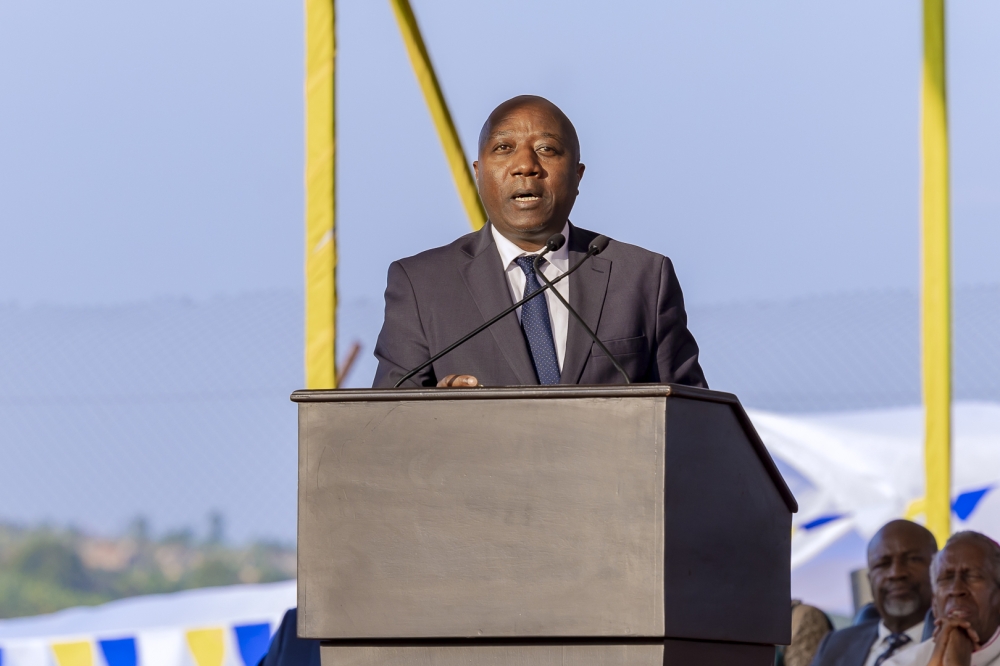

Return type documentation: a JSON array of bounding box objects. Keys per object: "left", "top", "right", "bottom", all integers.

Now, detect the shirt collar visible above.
[
  {"left": 876, "top": 620, "right": 925, "bottom": 644},
  {"left": 491, "top": 222, "right": 571, "bottom": 270},
  {"left": 976, "top": 626, "right": 1000, "bottom": 658}
]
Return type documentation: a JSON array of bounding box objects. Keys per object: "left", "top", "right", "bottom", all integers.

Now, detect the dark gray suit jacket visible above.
[
  {"left": 373, "top": 222, "right": 707, "bottom": 388},
  {"left": 809, "top": 621, "right": 879, "bottom": 666}
]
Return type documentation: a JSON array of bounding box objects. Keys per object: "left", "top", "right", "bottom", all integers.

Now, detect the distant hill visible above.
[
  {"left": 1, "top": 285, "right": 997, "bottom": 542},
  {"left": 0, "top": 521, "right": 294, "bottom": 619}
]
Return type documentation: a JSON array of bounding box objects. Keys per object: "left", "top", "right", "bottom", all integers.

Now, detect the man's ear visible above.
[
  {"left": 576, "top": 162, "right": 585, "bottom": 193},
  {"left": 473, "top": 160, "right": 479, "bottom": 181}
]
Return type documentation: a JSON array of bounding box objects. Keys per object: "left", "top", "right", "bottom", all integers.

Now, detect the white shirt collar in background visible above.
[{"left": 864, "top": 621, "right": 925, "bottom": 666}]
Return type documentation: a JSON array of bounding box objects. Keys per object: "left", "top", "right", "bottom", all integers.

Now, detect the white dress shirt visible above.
[
  {"left": 883, "top": 626, "right": 1000, "bottom": 666},
  {"left": 491, "top": 222, "right": 570, "bottom": 370},
  {"left": 864, "top": 622, "right": 925, "bottom": 666}
]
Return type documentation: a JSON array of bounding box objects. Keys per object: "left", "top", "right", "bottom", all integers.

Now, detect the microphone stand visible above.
[
  {"left": 533, "top": 254, "right": 631, "bottom": 384},
  {"left": 393, "top": 243, "right": 601, "bottom": 388}
]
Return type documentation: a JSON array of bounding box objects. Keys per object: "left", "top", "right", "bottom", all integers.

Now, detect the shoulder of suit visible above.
[
  {"left": 823, "top": 621, "right": 879, "bottom": 646},
  {"left": 572, "top": 225, "right": 666, "bottom": 261},
  {"left": 571, "top": 225, "right": 673, "bottom": 275},
  {"left": 393, "top": 227, "right": 484, "bottom": 270}
]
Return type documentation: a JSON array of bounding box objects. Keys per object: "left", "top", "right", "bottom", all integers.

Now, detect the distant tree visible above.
[
  {"left": 185, "top": 558, "right": 238, "bottom": 588},
  {"left": 161, "top": 527, "right": 194, "bottom": 547},
  {"left": 206, "top": 511, "right": 225, "bottom": 546},
  {"left": 13, "top": 537, "right": 90, "bottom": 591},
  {"left": 125, "top": 516, "right": 150, "bottom": 543}
]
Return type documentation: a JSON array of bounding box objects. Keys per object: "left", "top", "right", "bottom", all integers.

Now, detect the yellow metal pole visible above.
[
  {"left": 305, "top": 0, "right": 337, "bottom": 388},
  {"left": 388, "top": 0, "right": 486, "bottom": 231},
  {"left": 921, "top": 0, "right": 952, "bottom": 547}
]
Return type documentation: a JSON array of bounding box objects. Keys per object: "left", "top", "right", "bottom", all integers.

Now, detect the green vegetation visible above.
[{"left": 0, "top": 520, "right": 295, "bottom": 619}]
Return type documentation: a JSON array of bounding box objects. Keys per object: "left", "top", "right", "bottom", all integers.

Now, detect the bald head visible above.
[
  {"left": 478, "top": 95, "right": 580, "bottom": 163},
  {"left": 866, "top": 520, "right": 938, "bottom": 632},
  {"left": 473, "top": 95, "right": 586, "bottom": 251},
  {"left": 868, "top": 520, "right": 939, "bottom": 562}
]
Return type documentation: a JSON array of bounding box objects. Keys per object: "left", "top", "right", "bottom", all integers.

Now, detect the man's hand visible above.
[
  {"left": 930, "top": 617, "right": 980, "bottom": 666},
  {"left": 436, "top": 374, "right": 480, "bottom": 387}
]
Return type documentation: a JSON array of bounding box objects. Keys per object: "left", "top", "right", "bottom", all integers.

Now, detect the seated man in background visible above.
[
  {"left": 883, "top": 531, "right": 1000, "bottom": 666},
  {"left": 811, "top": 520, "right": 937, "bottom": 666}
]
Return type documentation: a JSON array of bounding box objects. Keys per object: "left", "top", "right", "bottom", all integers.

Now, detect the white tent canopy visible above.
[
  {"left": 0, "top": 581, "right": 295, "bottom": 666},
  {"left": 764, "top": 401, "right": 1000, "bottom": 613}
]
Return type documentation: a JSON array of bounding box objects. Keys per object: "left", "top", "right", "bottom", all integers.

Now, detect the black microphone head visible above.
[
  {"left": 588, "top": 235, "right": 610, "bottom": 255},
  {"left": 545, "top": 233, "right": 566, "bottom": 253}
]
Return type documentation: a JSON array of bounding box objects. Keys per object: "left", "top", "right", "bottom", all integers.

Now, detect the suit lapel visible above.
[
  {"left": 860, "top": 622, "right": 880, "bottom": 662},
  {"left": 560, "top": 229, "right": 611, "bottom": 385},
  {"left": 459, "top": 225, "right": 538, "bottom": 385}
]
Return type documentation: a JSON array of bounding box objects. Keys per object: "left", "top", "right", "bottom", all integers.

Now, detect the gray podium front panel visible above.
[{"left": 298, "top": 395, "right": 665, "bottom": 639}]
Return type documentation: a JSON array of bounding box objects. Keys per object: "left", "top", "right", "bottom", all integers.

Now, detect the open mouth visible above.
[{"left": 512, "top": 190, "right": 542, "bottom": 202}]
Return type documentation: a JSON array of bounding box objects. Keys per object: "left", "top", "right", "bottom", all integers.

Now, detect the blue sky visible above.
[
  {"left": 1, "top": 1, "right": 998, "bottom": 310},
  {"left": 1, "top": 3, "right": 998, "bottom": 605}
]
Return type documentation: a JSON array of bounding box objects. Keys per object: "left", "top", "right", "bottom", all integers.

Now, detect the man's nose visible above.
[
  {"left": 509, "top": 146, "right": 541, "bottom": 177},
  {"left": 949, "top": 575, "right": 970, "bottom": 594},
  {"left": 887, "top": 559, "right": 908, "bottom": 579}
]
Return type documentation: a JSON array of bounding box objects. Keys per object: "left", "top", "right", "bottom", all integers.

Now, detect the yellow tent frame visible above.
[
  {"left": 921, "top": 0, "right": 952, "bottom": 547},
  {"left": 304, "top": 2, "right": 954, "bottom": 544}
]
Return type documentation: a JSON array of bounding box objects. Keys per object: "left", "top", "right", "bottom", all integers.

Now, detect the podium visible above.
[{"left": 292, "top": 384, "right": 797, "bottom": 665}]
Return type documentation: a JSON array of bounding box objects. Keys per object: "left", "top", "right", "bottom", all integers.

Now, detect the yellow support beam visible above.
[
  {"left": 921, "top": 0, "right": 952, "bottom": 547},
  {"left": 305, "top": 0, "right": 338, "bottom": 388},
  {"left": 388, "top": 0, "right": 486, "bottom": 230}
]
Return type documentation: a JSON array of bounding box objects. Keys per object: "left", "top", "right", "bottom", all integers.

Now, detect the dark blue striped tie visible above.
[
  {"left": 873, "top": 633, "right": 911, "bottom": 666},
  {"left": 514, "top": 256, "right": 561, "bottom": 385}
]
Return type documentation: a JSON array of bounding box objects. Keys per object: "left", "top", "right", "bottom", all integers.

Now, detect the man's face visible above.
[
  {"left": 932, "top": 541, "right": 1000, "bottom": 641},
  {"left": 868, "top": 529, "right": 934, "bottom": 623},
  {"left": 473, "top": 103, "right": 585, "bottom": 247}
]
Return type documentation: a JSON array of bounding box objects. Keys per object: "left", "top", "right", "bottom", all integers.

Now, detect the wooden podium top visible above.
[
  {"left": 291, "top": 384, "right": 795, "bottom": 513},
  {"left": 294, "top": 382, "right": 723, "bottom": 404}
]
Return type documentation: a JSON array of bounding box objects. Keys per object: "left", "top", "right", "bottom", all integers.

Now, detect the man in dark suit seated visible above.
[
  {"left": 811, "top": 520, "right": 938, "bottom": 666},
  {"left": 880, "top": 531, "right": 1000, "bottom": 666},
  {"left": 373, "top": 94, "right": 706, "bottom": 389}
]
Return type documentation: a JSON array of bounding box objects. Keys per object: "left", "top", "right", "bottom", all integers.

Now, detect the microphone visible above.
[
  {"left": 393, "top": 232, "right": 602, "bottom": 388},
  {"left": 534, "top": 235, "right": 630, "bottom": 384},
  {"left": 587, "top": 235, "right": 610, "bottom": 255}
]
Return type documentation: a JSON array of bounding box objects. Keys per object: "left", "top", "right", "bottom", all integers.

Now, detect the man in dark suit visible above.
[
  {"left": 373, "top": 95, "right": 706, "bottom": 389},
  {"left": 260, "top": 94, "right": 706, "bottom": 666},
  {"left": 811, "top": 520, "right": 937, "bottom": 666}
]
